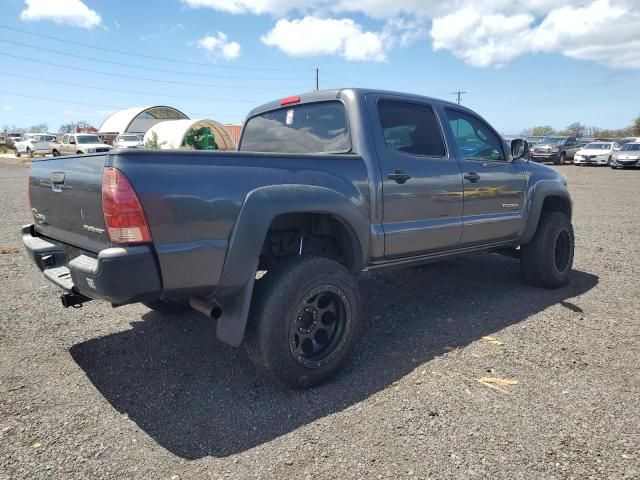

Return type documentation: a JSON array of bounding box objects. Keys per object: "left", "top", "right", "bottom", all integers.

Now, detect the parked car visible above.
[
  {"left": 616, "top": 137, "right": 640, "bottom": 147},
  {"left": 531, "top": 136, "right": 580, "bottom": 164},
  {"left": 22, "top": 88, "right": 574, "bottom": 388},
  {"left": 5, "top": 133, "right": 23, "bottom": 149},
  {"left": 573, "top": 141, "right": 619, "bottom": 166},
  {"left": 50, "top": 133, "right": 112, "bottom": 156},
  {"left": 526, "top": 136, "right": 544, "bottom": 148},
  {"left": 14, "top": 133, "right": 56, "bottom": 158},
  {"left": 113, "top": 134, "right": 144, "bottom": 149},
  {"left": 611, "top": 142, "right": 640, "bottom": 169}
]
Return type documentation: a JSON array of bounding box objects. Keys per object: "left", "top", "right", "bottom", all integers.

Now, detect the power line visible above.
[
  {"left": 0, "top": 72, "right": 262, "bottom": 104},
  {"left": 450, "top": 90, "right": 467, "bottom": 104},
  {"left": 0, "top": 38, "right": 310, "bottom": 81},
  {"left": 0, "top": 52, "right": 310, "bottom": 90},
  {"left": 0, "top": 24, "right": 308, "bottom": 72},
  {"left": 0, "top": 90, "right": 240, "bottom": 118},
  {"left": 321, "top": 71, "right": 365, "bottom": 87}
]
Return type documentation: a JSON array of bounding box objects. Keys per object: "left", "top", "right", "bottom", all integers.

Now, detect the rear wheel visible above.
[
  {"left": 521, "top": 211, "right": 574, "bottom": 289},
  {"left": 245, "top": 256, "right": 361, "bottom": 388},
  {"left": 52, "top": 150, "right": 60, "bottom": 157},
  {"left": 14, "top": 149, "right": 20, "bottom": 158},
  {"left": 143, "top": 299, "right": 191, "bottom": 314},
  {"left": 27, "top": 148, "right": 33, "bottom": 158}
]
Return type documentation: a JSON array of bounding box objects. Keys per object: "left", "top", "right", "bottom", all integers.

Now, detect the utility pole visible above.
[
  {"left": 450, "top": 90, "right": 467, "bottom": 104},
  {"left": 315, "top": 67, "right": 319, "bottom": 91}
]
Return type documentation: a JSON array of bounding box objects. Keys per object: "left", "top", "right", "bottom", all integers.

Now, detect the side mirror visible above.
[
  {"left": 511, "top": 138, "right": 528, "bottom": 160},
  {"left": 69, "top": 140, "right": 76, "bottom": 145}
]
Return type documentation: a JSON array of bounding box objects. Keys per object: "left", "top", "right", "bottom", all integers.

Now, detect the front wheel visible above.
[
  {"left": 14, "top": 149, "right": 20, "bottom": 158},
  {"left": 245, "top": 256, "right": 361, "bottom": 388},
  {"left": 554, "top": 152, "right": 566, "bottom": 165},
  {"left": 520, "top": 211, "right": 574, "bottom": 289},
  {"left": 27, "top": 148, "right": 33, "bottom": 159},
  {"left": 52, "top": 150, "right": 60, "bottom": 157}
]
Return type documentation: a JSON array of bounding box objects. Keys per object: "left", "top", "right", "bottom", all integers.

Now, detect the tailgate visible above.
[{"left": 29, "top": 154, "right": 110, "bottom": 253}]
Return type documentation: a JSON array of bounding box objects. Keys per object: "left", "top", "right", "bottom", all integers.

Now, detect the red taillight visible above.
[
  {"left": 280, "top": 95, "right": 300, "bottom": 106},
  {"left": 102, "top": 167, "right": 151, "bottom": 244}
]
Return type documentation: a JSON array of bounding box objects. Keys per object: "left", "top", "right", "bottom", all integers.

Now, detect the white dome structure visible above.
[
  {"left": 99, "top": 106, "right": 189, "bottom": 135},
  {"left": 143, "top": 119, "right": 236, "bottom": 150}
]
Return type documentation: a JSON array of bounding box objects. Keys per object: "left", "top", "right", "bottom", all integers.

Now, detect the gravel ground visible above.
[{"left": 0, "top": 162, "right": 638, "bottom": 479}]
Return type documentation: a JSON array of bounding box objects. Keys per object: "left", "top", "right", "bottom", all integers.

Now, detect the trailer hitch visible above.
[{"left": 60, "top": 292, "right": 92, "bottom": 308}]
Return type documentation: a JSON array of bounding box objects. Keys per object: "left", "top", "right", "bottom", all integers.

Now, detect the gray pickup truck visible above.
[{"left": 22, "top": 89, "right": 574, "bottom": 388}]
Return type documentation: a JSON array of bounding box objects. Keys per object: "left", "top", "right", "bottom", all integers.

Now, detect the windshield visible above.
[
  {"left": 118, "top": 135, "right": 140, "bottom": 142},
  {"left": 240, "top": 101, "right": 350, "bottom": 154},
  {"left": 621, "top": 143, "right": 640, "bottom": 151},
  {"left": 76, "top": 135, "right": 102, "bottom": 144},
  {"left": 541, "top": 137, "right": 565, "bottom": 145},
  {"left": 584, "top": 143, "right": 611, "bottom": 150},
  {"left": 526, "top": 137, "right": 542, "bottom": 143}
]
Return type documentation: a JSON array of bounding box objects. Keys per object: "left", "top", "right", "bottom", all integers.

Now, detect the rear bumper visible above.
[{"left": 21, "top": 224, "right": 162, "bottom": 305}]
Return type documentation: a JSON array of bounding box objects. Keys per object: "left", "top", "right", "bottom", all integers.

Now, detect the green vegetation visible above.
[
  {"left": 523, "top": 115, "right": 640, "bottom": 138},
  {"left": 144, "top": 131, "right": 159, "bottom": 149}
]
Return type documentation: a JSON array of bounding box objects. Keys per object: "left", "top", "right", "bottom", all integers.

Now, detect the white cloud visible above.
[
  {"left": 3, "top": 105, "right": 14, "bottom": 111},
  {"left": 20, "top": 0, "right": 102, "bottom": 29},
  {"left": 262, "top": 16, "right": 388, "bottom": 61},
  {"left": 182, "top": 0, "right": 640, "bottom": 69},
  {"left": 196, "top": 33, "right": 242, "bottom": 60},
  {"left": 431, "top": 0, "right": 640, "bottom": 69}
]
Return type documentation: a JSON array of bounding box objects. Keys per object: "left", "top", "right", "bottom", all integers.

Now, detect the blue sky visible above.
[{"left": 1, "top": 0, "right": 639, "bottom": 134}]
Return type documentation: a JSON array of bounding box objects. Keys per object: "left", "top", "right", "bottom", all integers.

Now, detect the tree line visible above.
[{"left": 522, "top": 116, "right": 640, "bottom": 138}]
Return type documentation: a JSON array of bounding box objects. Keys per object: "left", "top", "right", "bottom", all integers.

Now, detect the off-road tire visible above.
[
  {"left": 245, "top": 256, "right": 361, "bottom": 389},
  {"left": 521, "top": 211, "right": 574, "bottom": 289},
  {"left": 143, "top": 299, "right": 191, "bottom": 314}
]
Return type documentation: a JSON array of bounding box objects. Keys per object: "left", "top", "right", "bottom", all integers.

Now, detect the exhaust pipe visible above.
[
  {"left": 60, "top": 292, "right": 92, "bottom": 308},
  {"left": 189, "top": 297, "right": 223, "bottom": 320}
]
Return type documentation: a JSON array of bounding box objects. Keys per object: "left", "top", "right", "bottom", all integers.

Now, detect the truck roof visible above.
[{"left": 248, "top": 88, "right": 468, "bottom": 118}]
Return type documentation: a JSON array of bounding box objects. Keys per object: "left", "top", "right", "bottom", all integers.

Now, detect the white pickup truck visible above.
[{"left": 50, "top": 133, "right": 113, "bottom": 157}]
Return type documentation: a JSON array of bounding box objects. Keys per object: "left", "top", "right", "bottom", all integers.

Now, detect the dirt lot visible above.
[{"left": 0, "top": 162, "right": 638, "bottom": 479}]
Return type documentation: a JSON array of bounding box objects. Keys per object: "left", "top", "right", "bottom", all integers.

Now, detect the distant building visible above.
[
  {"left": 99, "top": 106, "right": 189, "bottom": 143},
  {"left": 224, "top": 124, "right": 242, "bottom": 146}
]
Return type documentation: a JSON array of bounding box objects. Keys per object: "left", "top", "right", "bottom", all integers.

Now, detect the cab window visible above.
[
  {"left": 445, "top": 109, "right": 505, "bottom": 161},
  {"left": 378, "top": 100, "right": 446, "bottom": 157}
]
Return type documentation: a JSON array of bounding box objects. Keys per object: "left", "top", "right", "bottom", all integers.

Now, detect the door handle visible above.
[
  {"left": 388, "top": 170, "right": 411, "bottom": 184},
  {"left": 464, "top": 172, "right": 481, "bottom": 183}
]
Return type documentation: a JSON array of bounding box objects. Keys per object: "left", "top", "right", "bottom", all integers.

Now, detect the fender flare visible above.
[
  {"left": 518, "top": 180, "right": 572, "bottom": 245},
  {"left": 212, "top": 184, "right": 369, "bottom": 347}
]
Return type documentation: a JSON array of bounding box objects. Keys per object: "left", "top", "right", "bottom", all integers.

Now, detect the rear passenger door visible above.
[
  {"left": 366, "top": 95, "right": 464, "bottom": 258},
  {"left": 444, "top": 108, "right": 526, "bottom": 246}
]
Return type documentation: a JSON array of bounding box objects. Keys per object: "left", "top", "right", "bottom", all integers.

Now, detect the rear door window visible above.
[
  {"left": 240, "top": 101, "right": 350, "bottom": 154},
  {"left": 377, "top": 100, "right": 446, "bottom": 157}
]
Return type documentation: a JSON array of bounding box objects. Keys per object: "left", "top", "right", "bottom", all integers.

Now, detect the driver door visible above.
[{"left": 444, "top": 108, "right": 526, "bottom": 246}]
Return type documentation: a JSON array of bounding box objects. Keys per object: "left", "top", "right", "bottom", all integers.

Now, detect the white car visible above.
[
  {"left": 113, "top": 134, "right": 144, "bottom": 149},
  {"left": 611, "top": 142, "right": 640, "bottom": 169},
  {"left": 573, "top": 141, "right": 619, "bottom": 166},
  {"left": 14, "top": 133, "right": 56, "bottom": 158}
]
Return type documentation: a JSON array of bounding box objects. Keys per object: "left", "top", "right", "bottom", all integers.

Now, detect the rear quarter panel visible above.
[{"left": 108, "top": 150, "right": 370, "bottom": 298}]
